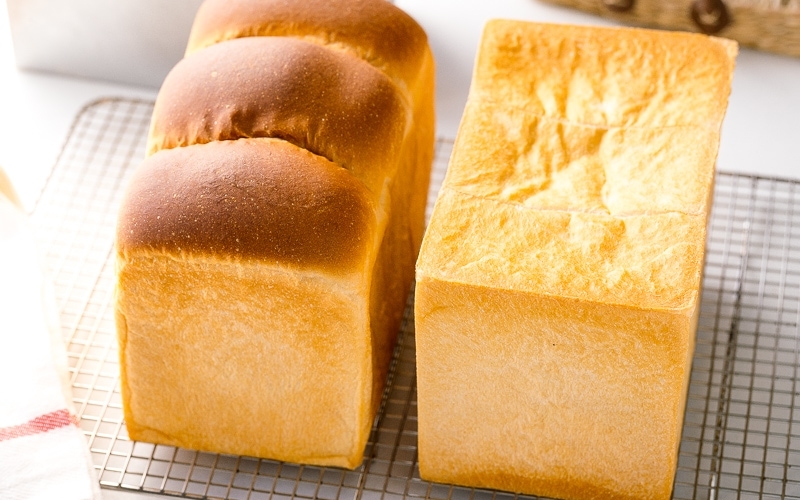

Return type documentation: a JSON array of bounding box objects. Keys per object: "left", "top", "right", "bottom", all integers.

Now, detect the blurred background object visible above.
[
  {"left": 538, "top": 0, "right": 800, "bottom": 57},
  {"left": 6, "top": 0, "right": 203, "bottom": 87}
]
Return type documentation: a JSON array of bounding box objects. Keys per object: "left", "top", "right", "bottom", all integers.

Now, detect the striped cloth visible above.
[{"left": 0, "top": 169, "right": 101, "bottom": 500}]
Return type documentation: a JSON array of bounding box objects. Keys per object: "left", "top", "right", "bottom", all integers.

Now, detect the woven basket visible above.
[{"left": 538, "top": 0, "right": 800, "bottom": 57}]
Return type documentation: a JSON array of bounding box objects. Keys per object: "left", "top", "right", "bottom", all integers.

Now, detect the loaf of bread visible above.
[
  {"left": 415, "top": 20, "right": 735, "bottom": 500},
  {"left": 114, "top": 0, "right": 434, "bottom": 468}
]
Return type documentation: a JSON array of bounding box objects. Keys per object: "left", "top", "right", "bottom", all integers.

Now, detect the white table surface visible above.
[{"left": 0, "top": 1, "right": 798, "bottom": 498}]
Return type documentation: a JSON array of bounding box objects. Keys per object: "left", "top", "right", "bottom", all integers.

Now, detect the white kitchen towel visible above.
[{"left": 0, "top": 168, "right": 102, "bottom": 500}]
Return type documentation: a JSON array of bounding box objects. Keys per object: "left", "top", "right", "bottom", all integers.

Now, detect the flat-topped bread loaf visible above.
[
  {"left": 415, "top": 20, "right": 735, "bottom": 500},
  {"left": 114, "top": 0, "right": 434, "bottom": 468}
]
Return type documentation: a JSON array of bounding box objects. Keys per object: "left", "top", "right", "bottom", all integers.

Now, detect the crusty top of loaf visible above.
[
  {"left": 148, "top": 36, "right": 409, "bottom": 198},
  {"left": 117, "top": 138, "right": 376, "bottom": 273},
  {"left": 185, "top": 0, "right": 429, "bottom": 96},
  {"left": 418, "top": 20, "right": 736, "bottom": 311},
  {"left": 473, "top": 20, "right": 737, "bottom": 129},
  {"left": 418, "top": 189, "right": 706, "bottom": 310},
  {"left": 445, "top": 102, "right": 720, "bottom": 217},
  {"left": 118, "top": 0, "right": 433, "bottom": 272}
]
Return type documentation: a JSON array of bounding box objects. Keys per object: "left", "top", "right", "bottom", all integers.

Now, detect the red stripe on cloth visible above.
[{"left": 0, "top": 409, "right": 76, "bottom": 442}]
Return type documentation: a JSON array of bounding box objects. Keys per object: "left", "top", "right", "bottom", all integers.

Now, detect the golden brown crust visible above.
[
  {"left": 185, "top": 0, "right": 429, "bottom": 95},
  {"left": 117, "top": 138, "right": 376, "bottom": 273},
  {"left": 473, "top": 20, "right": 737, "bottom": 128},
  {"left": 415, "top": 277, "right": 695, "bottom": 500},
  {"left": 116, "top": 254, "right": 373, "bottom": 468},
  {"left": 149, "top": 36, "right": 409, "bottom": 196}
]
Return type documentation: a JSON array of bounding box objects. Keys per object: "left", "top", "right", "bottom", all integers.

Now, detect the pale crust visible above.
[
  {"left": 415, "top": 20, "right": 735, "bottom": 500},
  {"left": 471, "top": 21, "right": 737, "bottom": 128},
  {"left": 415, "top": 279, "right": 699, "bottom": 500},
  {"left": 115, "top": 0, "right": 434, "bottom": 468}
]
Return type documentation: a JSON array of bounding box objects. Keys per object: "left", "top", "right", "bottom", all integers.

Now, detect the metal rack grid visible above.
[{"left": 29, "top": 97, "right": 800, "bottom": 500}]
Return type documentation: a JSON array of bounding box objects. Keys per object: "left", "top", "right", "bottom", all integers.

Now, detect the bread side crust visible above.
[
  {"left": 116, "top": 253, "right": 371, "bottom": 468},
  {"left": 366, "top": 46, "right": 436, "bottom": 417},
  {"left": 415, "top": 277, "right": 696, "bottom": 500}
]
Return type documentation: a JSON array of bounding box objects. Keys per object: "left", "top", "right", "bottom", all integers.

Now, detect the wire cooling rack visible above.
[{"left": 29, "top": 97, "right": 800, "bottom": 500}]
